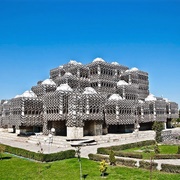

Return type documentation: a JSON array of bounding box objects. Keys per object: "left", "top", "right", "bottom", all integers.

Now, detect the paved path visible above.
[{"left": 1, "top": 130, "right": 180, "bottom": 168}]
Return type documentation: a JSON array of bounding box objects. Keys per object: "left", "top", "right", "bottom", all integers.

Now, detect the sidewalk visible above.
[{"left": 0, "top": 130, "right": 180, "bottom": 168}]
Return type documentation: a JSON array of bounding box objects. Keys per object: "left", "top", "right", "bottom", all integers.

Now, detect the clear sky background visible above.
[{"left": 0, "top": 0, "right": 179, "bottom": 107}]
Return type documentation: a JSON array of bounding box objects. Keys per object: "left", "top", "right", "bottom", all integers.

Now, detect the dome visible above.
[
  {"left": 69, "top": 60, "right": 82, "bottom": 65},
  {"left": 145, "top": 94, "right": 157, "bottom": 101},
  {"left": 15, "top": 90, "right": 37, "bottom": 98},
  {"left": 163, "top": 98, "right": 170, "bottom": 102},
  {"left": 117, "top": 80, "right": 129, "bottom": 86},
  {"left": 131, "top": 67, "right": 139, "bottom": 71},
  {"left": 125, "top": 67, "right": 139, "bottom": 73},
  {"left": 83, "top": 87, "right": 97, "bottom": 94},
  {"left": 42, "top": 79, "right": 56, "bottom": 85},
  {"left": 3, "top": 100, "right": 8, "bottom": 104},
  {"left": 64, "top": 72, "right": 73, "bottom": 76},
  {"left": 109, "top": 94, "right": 122, "bottom": 101},
  {"left": 111, "top": 62, "right": 119, "bottom": 65},
  {"left": 138, "top": 100, "right": 144, "bottom": 104},
  {"left": 93, "top": 57, "right": 105, "bottom": 63},
  {"left": 56, "top": 84, "right": 73, "bottom": 92}
]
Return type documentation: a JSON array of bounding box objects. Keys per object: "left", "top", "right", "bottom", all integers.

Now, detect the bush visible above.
[
  {"left": 43, "top": 150, "right": 75, "bottom": 162},
  {"left": 97, "top": 140, "right": 155, "bottom": 155},
  {"left": 88, "top": 153, "right": 137, "bottom": 167},
  {"left": 88, "top": 154, "right": 109, "bottom": 162},
  {"left": 109, "top": 150, "right": 116, "bottom": 165},
  {"left": 114, "top": 151, "right": 143, "bottom": 159},
  {"left": 161, "top": 164, "right": 180, "bottom": 173},
  {"left": 99, "top": 160, "right": 108, "bottom": 177},
  {"left": 154, "top": 154, "right": 180, "bottom": 159},
  {"left": 116, "top": 158, "right": 136, "bottom": 167},
  {"left": 139, "top": 160, "right": 158, "bottom": 170},
  {"left": 109, "top": 140, "right": 155, "bottom": 151},
  {"left": 154, "top": 143, "right": 160, "bottom": 154},
  {"left": 177, "top": 146, "right": 180, "bottom": 154},
  {"left": 2, "top": 144, "right": 75, "bottom": 162},
  {"left": 152, "top": 122, "right": 164, "bottom": 143},
  {"left": 97, "top": 148, "right": 110, "bottom": 155}
]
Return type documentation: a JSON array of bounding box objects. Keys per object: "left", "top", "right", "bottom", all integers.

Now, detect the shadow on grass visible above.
[
  {"left": 44, "top": 164, "right": 51, "bottom": 169},
  {"left": 0, "top": 157, "right": 12, "bottom": 160},
  {"left": 82, "top": 174, "right": 88, "bottom": 179},
  {"left": 101, "top": 172, "right": 109, "bottom": 177}
]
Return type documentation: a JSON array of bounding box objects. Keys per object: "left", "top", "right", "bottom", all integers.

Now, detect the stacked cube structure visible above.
[{"left": 0, "top": 58, "right": 178, "bottom": 138}]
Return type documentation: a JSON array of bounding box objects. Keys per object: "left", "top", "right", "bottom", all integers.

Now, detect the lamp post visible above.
[
  {"left": 76, "top": 146, "right": 82, "bottom": 180},
  {"left": 70, "top": 143, "right": 83, "bottom": 180},
  {"left": 44, "top": 128, "right": 55, "bottom": 154}
]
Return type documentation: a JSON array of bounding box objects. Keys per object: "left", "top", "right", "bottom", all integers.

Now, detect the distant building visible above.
[{"left": 0, "top": 58, "right": 178, "bottom": 138}]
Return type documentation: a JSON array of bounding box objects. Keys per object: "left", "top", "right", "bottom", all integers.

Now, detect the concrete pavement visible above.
[{"left": 1, "top": 129, "right": 180, "bottom": 169}]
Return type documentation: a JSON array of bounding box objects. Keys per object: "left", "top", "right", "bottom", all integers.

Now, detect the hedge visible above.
[
  {"left": 108, "top": 140, "right": 155, "bottom": 151},
  {"left": 97, "top": 148, "right": 142, "bottom": 159},
  {"left": 154, "top": 154, "right": 180, "bottom": 159},
  {"left": 114, "top": 151, "right": 142, "bottom": 159},
  {"left": 177, "top": 146, "right": 180, "bottom": 154},
  {"left": 88, "top": 154, "right": 109, "bottom": 162},
  {"left": 161, "top": 164, "right": 180, "bottom": 173},
  {"left": 139, "top": 160, "right": 158, "bottom": 170},
  {"left": 97, "top": 140, "right": 155, "bottom": 152},
  {"left": 88, "top": 153, "right": 136, "bottom": 167},
  {"left": 2, "top": 144, "right": 75, "bottom": 162},
  {"left": 116, "top": 158, "right": 136, "bottom": 167},
  {"left": 97, "top": 148, "right": 110, "bottom": 155}
]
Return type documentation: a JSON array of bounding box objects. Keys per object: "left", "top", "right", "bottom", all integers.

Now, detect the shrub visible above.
[
  {"left": 139, "top": 160, "right": 158, "bottom": 170},
  {"left": 108, "top": 140, "right": 155, "bottom": 151},
  {"left": 114, "top": 151, "right": 143, "bottom": 159},
  {"left": 109, "top": 150, "right": 116, "bottom": 165},
  {"left": 88, "top": 153, "right": 137, "bottom": 168},
  {"left": 88, "top": 154, "right": 109, "bottom": 162},
  {"left": 116, "top": 158, "right": 136, "bottom": 167},
  {"left": 97, "top": 140, "right": 155, "bottom": 154},
  {"left": 97, "top": 148, "right": 110, "bottom": 155},
  {"left": 43, "top": 150, "right": 75, "bottom": 162},
  {"left": 152, "top": 122, "right": 164, "bottom": 143},
  {"left": 161, "top": 164, "right": 180, "bottom": 173},
  {"left": 2, "top": 144, "right": 75, "bottom": 162},
  {"left": 177, "top": 146, "right": 180, "bottom": 154},
  {"left": 154, "top": 154, "right": 180, "bottom": 159},
  {"left": 154, "top": 143, "right": 160, "bottom": 154},
  {"left": 99, "top": 160, "right": 108, "bottom": 177}
]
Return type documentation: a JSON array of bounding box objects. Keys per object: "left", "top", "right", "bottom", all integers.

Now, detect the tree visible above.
[
  {"left": 0, "top": 144, "right": 5, "bottom": 160},
  {"left": 99, "top": 160, "right": 108, "bottom": 177},
  {"left": 109, "top": 150, "right": 116, "bottom": 166},
  {"left": 152, "top": 121, "right": 164, "bottom": 143},
  {"left": 154, "top": 142, "right": 160, "bottom": 154}
]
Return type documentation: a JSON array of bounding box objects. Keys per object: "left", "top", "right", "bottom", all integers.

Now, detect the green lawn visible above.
[
  {"left": 122, "top": 144, "right": 179, "bottom": 159},
  {"left": 0, "top": 153, "right": 180, "bottom": 180}
]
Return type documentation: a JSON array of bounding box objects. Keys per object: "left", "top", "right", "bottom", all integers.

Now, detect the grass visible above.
[
  {"left": 122, "top": 144, "right": 179, "bottom": 159},
  {"left": 0, "top": 153, "right": 180, "bottom": 180}
]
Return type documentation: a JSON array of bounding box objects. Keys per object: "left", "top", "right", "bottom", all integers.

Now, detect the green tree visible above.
[
  {"left": 154, "top": 142, "right": 160, "bottom": 154},
  {"left": 0, "top": 144, "right": 5, "bottom": 160},
  {"left": 109, "top": 150, "right": 116, "bottom": 166},
  {"left": 152, "top": 122, "right": 164, "bottom": 143}
]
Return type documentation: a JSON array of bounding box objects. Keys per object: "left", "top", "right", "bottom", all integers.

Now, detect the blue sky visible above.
[{"left": 0, "top": 0, "right": 180, "bottom": 107}]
